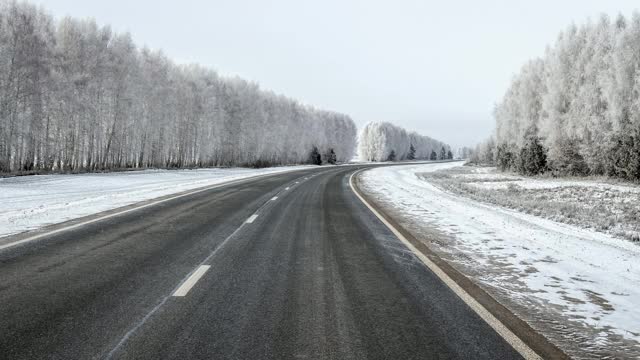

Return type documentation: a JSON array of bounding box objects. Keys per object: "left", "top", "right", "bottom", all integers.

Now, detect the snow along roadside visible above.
[
  {"left": 0, "top": 166, "right": 313, "bottom": 240},
  {"left": 350, "top": 169, "right": 547, "bottom": 360},
  {"left": 358, "top": 162, "right": 640, "bottom": 359}
]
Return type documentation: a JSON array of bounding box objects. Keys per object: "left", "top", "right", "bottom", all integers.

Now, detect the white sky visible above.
[{"left": 31, "top": 0, "right": 640, "bottom": 148}]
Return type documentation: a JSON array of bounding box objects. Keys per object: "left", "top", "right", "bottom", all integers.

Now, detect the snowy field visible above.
[
  {"left": 0, "top": 166, "right": 312, "bottom": 239},
  {"left": 360, "top": 162, "right": 640, "bottom": 358},
  {"left": 423, "top": 166, "right": 640, "bottom": 242}
]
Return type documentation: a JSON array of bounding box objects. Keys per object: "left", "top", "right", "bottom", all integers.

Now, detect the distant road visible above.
[{"left": 0, "top": 164, "right": 534, "bottom": 359}]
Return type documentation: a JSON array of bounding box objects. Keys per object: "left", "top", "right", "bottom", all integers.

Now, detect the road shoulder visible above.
[{"left": 351, "top": 168, "right": 568, "bottom": 360}]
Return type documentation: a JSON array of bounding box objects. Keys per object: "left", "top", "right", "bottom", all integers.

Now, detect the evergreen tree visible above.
[
  {"left": 386, "top": 150, "right": 396, "bottom": 161},
  {"left": 309, "top": 146, "right": 322, "bottom": 165},
  {"left": 554, "top": 138, "right": 589, "bottom": 176},
  {"left": 325, "top": 148, "right": 337, "bottom": 164},
  {"left": 440, "top": 146, "right": 447, "bottom": 160},
  {"left": 447, "top": 150, "right": 453, "bottom": 159},
  {"left": 496, "top": 144, "right": 516, "bottom": 171},
  {"left": 430, "top": 150, "right": 437, "bottom": 161},
  {"left": 605, "top": 132, "right": 640, "bottom": 180},
  {"left": 518, "top": 136, "right": 547, "bottom": 176},
  {"left": 629, "top": 129, "right": 640, "bottom": 180},
  {"left": 407, "top": 144, "right": 416, "bottom": 160}
]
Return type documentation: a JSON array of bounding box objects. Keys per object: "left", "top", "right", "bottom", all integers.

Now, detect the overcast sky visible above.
[{"left": 32, "top": 0, "right": 640, "bottom": 148}]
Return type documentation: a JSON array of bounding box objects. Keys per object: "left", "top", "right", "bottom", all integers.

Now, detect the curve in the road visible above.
[{"left": 0, "top": 164, "right": 562, "bottom": 359}]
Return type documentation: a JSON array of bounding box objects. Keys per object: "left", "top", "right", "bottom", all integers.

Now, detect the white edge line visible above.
[
  {"left": 246, "top": 214, "right": 258, "bottom": 223},
  {"left": 271, "top": 196, "right": 278, "bottom": 201},
  {"left": 348, "top": 170, "right": 541, "bottom": 360},
  {"left": 0, "top": 169, "right": 308, "bottom": 251},
  {"left": 172, "top": 265, "right": 211, "bottom": 297}
]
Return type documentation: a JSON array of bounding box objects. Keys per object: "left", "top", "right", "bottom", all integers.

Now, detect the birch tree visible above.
[{"left": 0, "top": 0, "right": 357, "bottom": 173}]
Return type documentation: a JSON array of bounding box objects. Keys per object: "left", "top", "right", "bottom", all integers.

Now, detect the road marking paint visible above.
[
  {"left": 295, "top": 181, "right": 299, "bottom": 184},
  {"left": 349, "top": 170, "right": 541, "bottom": 360},
  {"left": 246, "top": 214, "right": 258, "bottom": 223},
  {"left": 172, "top": 265, "right": 211, "bottom": 297},
  {"left": 285, "top": 187, "right": 290, "bottom": 190},
  {"left": 271, "top": 196, "right": 278, "bottom": 201},
  {"left": 0, "top": 168, "right": 313, "bottom": 252},
  {"left": 107, "top": 188, "right": 284, "bottom": 359}
]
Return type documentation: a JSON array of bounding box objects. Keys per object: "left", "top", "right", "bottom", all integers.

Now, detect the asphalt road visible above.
[{"left": 0, "top": 165, "right": 524, "bottom": 359}]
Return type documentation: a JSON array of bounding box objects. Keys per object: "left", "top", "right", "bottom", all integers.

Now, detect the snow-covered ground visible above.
[
  {"left": 360, "top": 162, "right": 640, "bottom": 359},
  {"left": 0, "top": 166, "right": 312, "bottom": 239},
  {"left": 423, "top": 166, "right": 640, "bottom": 242}
]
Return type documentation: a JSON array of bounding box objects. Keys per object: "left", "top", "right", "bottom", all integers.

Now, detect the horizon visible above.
[{"left": 28, "top": 0, "right": 640, "bottom": 148}]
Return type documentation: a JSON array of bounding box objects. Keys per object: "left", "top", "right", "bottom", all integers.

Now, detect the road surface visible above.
[{"left": 0, "top": 165, "right": 525, "bottom": 359}]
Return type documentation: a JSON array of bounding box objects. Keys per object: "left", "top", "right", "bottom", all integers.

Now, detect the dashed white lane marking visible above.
[
  {"left": 246, "top": 214, "right": 258, "bottom": 223},
  {"left": 172, "top": 265, "right": 211, "bottom": 297},
  {"left": 271, "top": 196, "right": 278, "bottom": 201},
  {"left": 106, "top": 176, "right": 297, "bottom": 358},
  {"left": 295, "top": 181, "right": 299, "bottom": 184},
  {"left": 285, "top": 187, "right": 290, "bottom": 190}
]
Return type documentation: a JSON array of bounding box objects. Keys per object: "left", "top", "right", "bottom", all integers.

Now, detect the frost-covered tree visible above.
[
  {"left": 0, "top": 1, "right": 357, "bottom": 173},
  {"left": 457, "top": 147, "right": 473, "bottom": 159},
  {"left": 469, "top": 136, "right": 496, "bottom": 165},
  {"left": 358, "top": 122, "right": 450, "bottom": 162},
  {"left": 489, "top": 12, "right": 640, "bottom": 180}
]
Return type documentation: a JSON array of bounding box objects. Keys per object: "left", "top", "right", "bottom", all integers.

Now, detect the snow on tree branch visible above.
[
  {"left": 0, "top": 1, "right": 357, "bottom": 173},
  {"left": 487, "top": 13, "right": 640, "bottom": 180},
  {"left": 358, "top": 122, "right": 451, "bottom": 162}
]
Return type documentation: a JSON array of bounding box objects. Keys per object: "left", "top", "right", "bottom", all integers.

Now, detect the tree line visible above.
[
  {"left": 358, "top": 122, "right": 451, "bottom": 162},
  {"left": 473, "top": 13, "right": 640, "bottom": 180},
  {"left": 0, "top": 1, "right": 357, "bottom": 173}
]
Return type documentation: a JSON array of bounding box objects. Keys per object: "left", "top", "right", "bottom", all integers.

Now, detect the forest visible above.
[
  {"left": 473, "top": 13, "right": 640, "bottom": 180},
  {"left": 0, "top": 1, "right": 357, "bottom": 174},
  {"left": 358, "top": 122, "right": 451, "bottom": 162}
]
